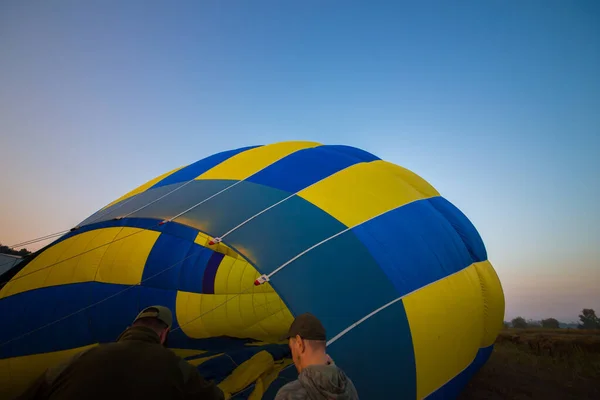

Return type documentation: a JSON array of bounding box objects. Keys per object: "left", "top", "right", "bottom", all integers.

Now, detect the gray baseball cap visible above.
[{"left": 133, "top": 305, "right": 173, "bottom": 329}]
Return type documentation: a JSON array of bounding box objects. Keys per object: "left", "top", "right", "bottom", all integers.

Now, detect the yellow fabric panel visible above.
[
  {"left": 376, "top": 162, "right": 440, "bottom": 198},
  {"left": 298, "top": 160, "right": 434, "bottom": 227},
  {"left": 0, "top": 228, "right": 160, "bottom": 299},
  {"left": 213, "top": 256, "right": 272, "bottom": 295},
  {"left": 194, "top": 232, "right": 240, "bottom": 259},
  {"left": 224, "top": 257, "right": 246, "bottom": 295},
  {"left": 403, "top": 264, "right": 485, "bottom": 399},
  {"left": 187, "top": 353, "right": 224, "bottom": 367},
  {"left": 94, "top": 228, "right": 160, "bottom": 285},
  {"left": 218, "top": 350, "right": 274, "bottom": 398},
  {"left": 238, "top": 307, "right": 294, "bottom": 341},
  {"left": 0, "top": 344, "right": 97, "bottom": 399},
  {"left": 42, "top": 230, "right": 109, "bottom": 288},
  {"left": 176, "top": 292, "right": 292, "bottom": 342},
  {"left": 196, "top": 141, "right": 321, "bottom": 181},
  {"left": 250, "top": 359, "right": 294, "bottom": 400},
  {"left": 474, "top": 260, "right": 506, "bottom": 347},
  {"left": 102, "top": 165, "right": 185, "bottom": 210},
  {"left": 0, "top": 229, "right": 116, "bottom": 299},
  {"left": 170, "top": 348, "right": 207, "bottom": 359},
  {"left": 225, "top": 293, "right": 246, "bottom": 333},
  {"left": 213, "top": 255, "right": 237, "bottom": 294}
]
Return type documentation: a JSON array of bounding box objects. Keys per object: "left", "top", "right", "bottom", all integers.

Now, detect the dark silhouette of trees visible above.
[
  {"left": 511, "top": 317, "right": 528, "bottom": 329},
  {"left": 0, "top": 244, "right": 31, "bottom": 257},
  {"left": 541, "top": 318, "right": 560, "bottom": 329},
  {"left": 578, "top": 309, "right": 600, "bottom": 329}
]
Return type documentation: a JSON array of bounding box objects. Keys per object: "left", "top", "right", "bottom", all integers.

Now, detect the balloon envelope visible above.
[{"left": 0, "top": 141, "right": 504, "bottom": 399}]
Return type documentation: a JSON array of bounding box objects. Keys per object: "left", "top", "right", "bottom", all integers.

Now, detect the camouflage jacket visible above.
[{"left": 275, "top": 363, "right": 359, "bottom": 400}]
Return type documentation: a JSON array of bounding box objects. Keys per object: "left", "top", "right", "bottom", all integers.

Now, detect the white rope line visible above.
[
  {"left": 262, "top": 197, "right": 427, "bottom": 284},
  {"left": 81, "top": 194, "right": 138, "bottom": 227},
  {"left": 157, "top": 151, "right": 306, "bottom": 226},
  {"left": 231, "top": 265, "right": 471, "bottom": 398},
  {"left": 5, "top": 230, "right": 71, "bottom": 249},
  {"left": 207, "top": 159, "right": 379, "bottom": 244},
  {"left": 216, "top": 193, "right": 296, "bottom": 242},
  {"left": 327, "top": 264, "right": 471, "bottom": 346},
  {"left": 117, "top": 179, "right": 196, "bottom": 220},
  {"left": 162, "top": 180, "right": 244, "bottom": 224}
]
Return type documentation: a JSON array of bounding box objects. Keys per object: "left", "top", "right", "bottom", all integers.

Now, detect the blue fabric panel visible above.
[
  {"left": 87, "top": 284, "right": 141, "bottom": 343},
  {"left": 325, "top": 145, "right": 380, "bottom": 162},
  {"left": 327, "top": 299, "right": 416, "bottom": 400},
  {"left": 224, "top": 194, "right": 348, "bottom": 274},
  {"left": 247, "top": 146, "right": 363, "bottom": 193},
  {"left": 0, "top": 282, "right": 269, "bottom": 359},
  {"left": 267, "top": 229, "right": 399, "bottom": 340},
  {"left": 0, "top": 283, "right": 98, "bottom": 358},
  {"left": 178, "top": 245, "right": 213, "bottom": 293},
  {"left": 197, "top": 354, "right": 238, "bottom": 382},
  {"left": 352, "top": 199, "right": 475, "bottom": 297},
  {"left": 202, "top": 252, "right": 224, "bottom": 294},
  {"left": 426, "top": 345, "right": 494, "bottom": 399},
  {"left": 177, "top": 181, "right": 291, "bottom": 238},
  {"left": 142, "top": 235, "right": 193, "bottom": 290},
  {"left": 429, "top": 196, "right": 487, "bottom": 262},
  {"left": 131, "top": 180, "right": 241, "bottom": 224},
  {"left": 151, "top": 145, "right": 261, "bottom": 189},
  {"left": 0, "top": 282, "right": 176, "bottom": 358}
]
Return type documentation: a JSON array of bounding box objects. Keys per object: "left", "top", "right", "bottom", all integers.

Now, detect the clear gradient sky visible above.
[{"left": 1, "top": 1, "right": 598, "bottom": 322}]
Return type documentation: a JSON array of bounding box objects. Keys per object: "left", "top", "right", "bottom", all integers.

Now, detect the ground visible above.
[{"left": 458, "top": 328, "right": 600, "bottom": 399}]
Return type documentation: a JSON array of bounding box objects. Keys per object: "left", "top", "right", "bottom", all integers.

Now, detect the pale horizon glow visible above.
[{"left": 1, "top": 1, "right": 598, "bottom": 323}]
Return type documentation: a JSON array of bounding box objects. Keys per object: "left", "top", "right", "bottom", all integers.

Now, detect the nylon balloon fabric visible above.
[{"left": 0, "top": 141, "right": 505, "bottom": 399}]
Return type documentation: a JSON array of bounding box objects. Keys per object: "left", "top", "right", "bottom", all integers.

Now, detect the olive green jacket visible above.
[{"left": 15, "top": 326, "right": 224, "bottom": 400}]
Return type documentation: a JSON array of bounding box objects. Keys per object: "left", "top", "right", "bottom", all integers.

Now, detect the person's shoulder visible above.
[{"left": 274, "top": 380, "right": 306, "bottom": 400}]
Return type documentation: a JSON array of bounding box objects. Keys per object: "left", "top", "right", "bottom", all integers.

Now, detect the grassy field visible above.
[{"left": 458, "top": 328, "right": 600, "bottom": 399}]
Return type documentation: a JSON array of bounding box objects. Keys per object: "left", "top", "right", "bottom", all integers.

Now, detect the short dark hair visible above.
[{"left": 304, "top": 338, "right": 326, "bottom": 351}]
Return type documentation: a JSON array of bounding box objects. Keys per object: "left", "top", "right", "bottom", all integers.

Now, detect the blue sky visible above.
[{"left": 1, "top": 1, "right": 598, "bottom": 322}]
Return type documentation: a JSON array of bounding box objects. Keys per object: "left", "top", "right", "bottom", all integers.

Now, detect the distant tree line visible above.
[
  {"left": 0, "top": 244, "right": 31, "bottom": 257},
  {"left": 505, "top": 309, "right": 600, "bottom": 330}
]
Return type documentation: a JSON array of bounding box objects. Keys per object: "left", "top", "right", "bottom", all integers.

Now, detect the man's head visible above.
[
  {"left": 284, "top": 313, "right": 329, "bottom": 373},
  {"left": 132, "top": 305, "right": 173, "bottom": 345}
]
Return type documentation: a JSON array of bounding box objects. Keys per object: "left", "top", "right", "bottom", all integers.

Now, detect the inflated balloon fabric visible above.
[{"left": 0, "top": 141, "right": 504, "bottom": 399}]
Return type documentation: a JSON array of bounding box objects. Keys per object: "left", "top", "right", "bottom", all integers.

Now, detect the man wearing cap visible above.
[
  {"left": 16, "top": 306, "right": 224, "bottom": 400},
  {"left": 275, "top": 313, "right": 359, "bottom": 400}
]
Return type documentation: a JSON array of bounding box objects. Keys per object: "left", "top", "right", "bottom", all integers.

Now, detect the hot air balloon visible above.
[{"left": 0, "top": 141, "right": 504, "bottom": 399}]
